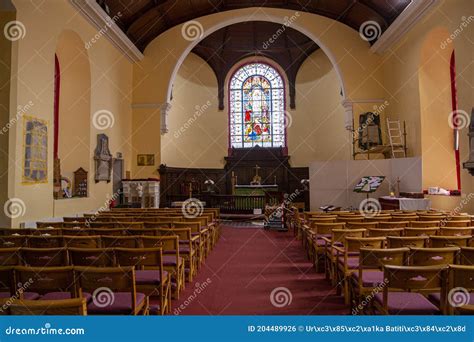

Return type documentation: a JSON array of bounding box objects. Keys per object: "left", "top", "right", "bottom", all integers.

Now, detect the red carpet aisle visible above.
[{"left": 172, "top": 225, "right": 348, "bottom": 315}]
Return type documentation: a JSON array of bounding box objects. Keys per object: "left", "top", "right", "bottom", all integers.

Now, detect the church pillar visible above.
[
  {"left": 160, "top": 102, "right": 172, "bottom": 134},
  {"left": 341, "top": 99, "right": 354, "bottom": 130}
]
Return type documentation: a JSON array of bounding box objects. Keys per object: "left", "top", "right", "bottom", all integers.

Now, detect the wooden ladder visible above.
[{"left": 386, "top": 118, "right": 406, "bottom": 158}]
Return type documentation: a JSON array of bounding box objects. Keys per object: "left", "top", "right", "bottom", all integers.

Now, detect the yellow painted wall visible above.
[
  {"left": 8, "top": 0, "right": 133, "bottom": 226},
  {"left": 382, "top": 0, "right": 473, "bottom": 210},
  {"left": 56, "top": 30, "right": 91, "bottom": 179}
]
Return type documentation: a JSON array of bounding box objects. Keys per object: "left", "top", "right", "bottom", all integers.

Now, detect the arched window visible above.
[{"left": 229, "top": 62, "right": 286, "bottom": 148}]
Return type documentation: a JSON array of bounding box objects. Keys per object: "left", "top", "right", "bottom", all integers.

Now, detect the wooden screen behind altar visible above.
[
  {"left": 22, "top": 116, "right": 48, "bottom": 184},
  {"left": 229, "top": 62, "right": 285, "bottom": 148}
]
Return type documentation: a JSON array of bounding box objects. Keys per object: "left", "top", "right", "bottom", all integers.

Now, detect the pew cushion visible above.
[
  {"left": 87, "top": 292, "right": 146, "bottom": 314},
  {"left": 0, "top": 292, "right": 40, "bottom": 300},
  {"left": 374, "top": 292, "right": 440, "bottom": 315},
  {"left": 135, "top": 270, "right": 169, "bottom": 286},
  {"left": 351, "top": 271, "right": 384, "bottom": 287},
  {"left": 41, "top": 292, "right": 92, "bottom": 302}
]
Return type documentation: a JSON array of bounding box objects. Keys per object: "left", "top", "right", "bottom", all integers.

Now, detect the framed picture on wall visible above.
[
  {"left": 137, "top": 154, "right": 155, "bottom": 166},
  {"left": 22, "top": 116, "right": 48, "bottom": 184}
]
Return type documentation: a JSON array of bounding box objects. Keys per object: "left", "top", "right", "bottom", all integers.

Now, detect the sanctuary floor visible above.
[{"left": 171, "top": 225, "right": 348, "bottom": 315}]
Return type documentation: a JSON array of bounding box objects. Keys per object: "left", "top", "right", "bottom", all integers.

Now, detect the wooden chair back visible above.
[
  {"left": 63, "top": 217, "right": 86, "bottom": 223},
  {"left": 378, "top": 221, "right": 409, "bottom": 228},
  {"left": 408, "top": 247, "right": 459, "bottom": 266},
  {"left": 459, "top": 247, "right": 474, "bottom": 265},
  {"left": 359, "top": 247, "right": 408, "bottom": 269},
  {"left": 331, "top": 229, "right": 366, "bottom": 245},
  {"left": 63, "top": 235, "right": 101, "bottom": 248},
  {"left": 387, "top": 236, "right": 428, "bottom": 248},
  {"left": 0, "top": 248, "right": 21, "bottom": 266},
  {"left": 344, "top": 237, "right": 386, "bottom": 253},
  {"left": 36, "top": 222, "right": 63, "bottom": 228},
  {"left": 61, "top": 228, "right": 89, "bottom": 236},
  {"left": 9, "top": 298, "right": 87, "bottom": 315},
  {"left": 27, "top": 235, "right": 63, "bottom": 248},
  {"left": 88, "top": 222, "right": 116, "bottom": 228},
  {"left": 367, "top": 228, "right": 404, "bottom": 238},
  {"left": 0, "top": 236, "right": 26, "bottom": 248},
  {"left": 21, "top": 247, "right": 68, "bottom": 267},
  {"left": 311, "top": 222, "right": 346, "bottom": 236},
  {"left": 91, "top": 228, "right": 125, "bottom": 236},
  {"left": 15, "top": 266, "right": 75, "bottom": 296},
  {"left": 383, "top": 265, "right": 446, "bottom": 293},
  {"left": 346, "top": 222, "right": 378, "bottom": 229},
  {"left": 31, "top": 228, "right": 62, "bottom": 236},
  {"left": 127, "top": 228, "right": 157, "bottom": 236},
  {"left": 439, "top": 227, "right": 472, "bottom": 236},
  {"left": 404, "top": 227, "right": 440, "bottom": 237},
  {"left": 101, "top": 236, "right": 141, "bottom": 248},
  {"left": 68, "top": 247, "right": 115, "bottom": 267},
  {"left": 442, "top": 220, "right": 471, "bottom": 227},
  {"left": 430, "top": 235, "right": 472, "bottom": 248}
]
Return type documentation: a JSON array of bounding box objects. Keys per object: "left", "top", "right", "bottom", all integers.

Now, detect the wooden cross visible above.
[{"left": 254, "top": 164, "right": 260, "bottom": 177}]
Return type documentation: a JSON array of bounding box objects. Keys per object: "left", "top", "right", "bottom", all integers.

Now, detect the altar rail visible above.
[{"left": 164, "top": 193, "right": 283, "bottom": 214}]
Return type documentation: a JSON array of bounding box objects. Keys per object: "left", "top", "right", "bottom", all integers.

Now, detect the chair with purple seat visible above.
[
  {"left": 74, "top": 266, "right": 148, "bottom": 315},
  {"left": 351, "top": 247, "right": 409, "bottom": 314},
  {"left": 27, "top": 235, "right": 63, "bottom": 248},
  {"left": 387, "top": 236, "right": 428, "bottom": 248},
  {"left": 68, "top": 248, "right": 115, "bottom": 267},
  {"left": 408, "top": 247, "right": 459, "bottom": 267},
  {"left": 459, "top": 247, "right": 474, "bottom": 265},
  {"left": 173, "top": 221, "right": 206, "bottom": 265},
  {"left": 335, "top": 236, "right": 386, "bottom": 304},
  {"left": 114, "top": 247, "right": 170, "bottom": 315},
  {"left": 9, "top": 298, "right": 87, "bottom": 315},
  {"left": 0, "top": 247, "right": 22, "bottom": 267},
  {"left": 21, "top": 247, "right": 69, "bottom": 267},
  {"left": 156, "top": 228, "right": 196, "bottom": 282},
  {"left": 141, "top": 235, "right": 184, "bottom": 299},
  {"left": 15, "top": 266, "right": 80, "bottom": 301},
  {"left": 308, "top": 222, "right": 346, "bottom": 272},
  {"left": 63, "top": 235, "right": 101, "bottom": 248},
  {"left": 373, "top": 265, "right": 447, "bottom": 315},
  {"left": 322, "top": 228, "right": 366, "bottom": 285},
  {"left": 447, "top": 265, "right": 474, "bottom": 315},
  {"left": 430, "top": 235, "right": 472, "bottom": 248},
  {"left": 101, "top": 235, "right": 141, "bottom": 248}
]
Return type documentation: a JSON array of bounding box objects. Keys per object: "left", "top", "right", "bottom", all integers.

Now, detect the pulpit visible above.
[{"left": 122, "top": 179, "right": 160, "bottom": 208}]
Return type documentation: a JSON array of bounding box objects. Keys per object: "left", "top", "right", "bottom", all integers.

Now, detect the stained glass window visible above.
[{"left": 229, "top": 62, "right": 286, "bottom": 148}]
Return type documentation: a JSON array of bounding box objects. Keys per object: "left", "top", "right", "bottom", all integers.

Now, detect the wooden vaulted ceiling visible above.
[{"left": 97, "top": 0, "right": 411, "bottom": 108}]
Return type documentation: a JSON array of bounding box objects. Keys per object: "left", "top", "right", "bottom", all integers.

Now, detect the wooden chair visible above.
[
  {"left": 15, "top": 266, "right": 77, "bottom": 300},
  {"left": 447, "top": 265, "right": 474, "bottom": 314},
  {"left": 141, "top": 235, "right": 184, "bottom": 298},
  {"left": 115, "top": 222, "right": 144, "bottom": 229},
  {"left": 91, "top": 228, "right": 125, "bottom": 236},
  {"left": 101, "top": 235, "right": 141, "bottom": 248},
  {"left": 364, "top": 216, "right": 391, "bottom": 224},
  {"left": 459, "top": 247, "right": 474, "bottom": 265},
  {"left": 173, "top": 221, "right": 207, "bottom": 264},
  {"left": 443, "top": 220, "right": 471, "bottom": 227},
  {"left": 430, "top": 235, "right": 472, "bottom": 248},
  {"left": 0, "top": 248, "right": 21, "bottom": 266},
  {"left": 21, "top": 247, "right": 68, "bottom": 267},
  {"left": 409, "top": 221, "right": 439, "bottom": 228},
  {"left": 387, "top": 236, "right": 428, "bottom": 248},
  {"left": 367, "top": 228, "right": 404, "bottom": 238},
  {"left": 62, "top": 222, "right": 87, "bottom": 229},
  {"left": 404, "top": 227, "right": 440, "bottom": 237},
  {"left": 0, "top": 228, "right": 31, "bottom": 236},
  {"left": 335, "top": 236, "right": 386, "bottom": 304},
  {"left": 346, "top": 222, "right": 378, "bottom": 229},
  {"left": 68, "top": 248, "right": 115, "bottom": 267},
  {"left": 63, "top": 235, "right": 101, "bottom": 248},
  {"left": 127, "top": 228, "right": 158, "bottom": 236},
  {"left": 31, "top": 228, "right": 62, "bottom": 236},
  {"left": 439, "top": 227, "right": 472, "bottom": 236},
  {"left": 88, "top": 222, "right": 116, "bottom": 228},
  {"left": 322, "top": 228, "right": 366, "bottom": 284},
  {"left": 74, "top": 266, "right": 148, "bottom": 315},
  {"left": 378, "top": 221, "right": 409, "bottom": 228},
  {"left": 27, "top": 235, "right": 63, "bottom": 248},
  {"left": 373, "top": 265, "right": 446, "bottom": 315},
  {"left": 408, "top": 247, "right": 459, "bottom": 266},
  {"left": 156, "top": 228, "right": 196, "bottom": 282},
  {"left": 114, "top": 247, "right": 171, "bottom": 315},
  {"left": 0, "top": 267, "right": 16, "bottom": 303},
  {"left": 9, "top": 298, "right": 87, "bottom": 315},
  {"left": 351, "top": 248, "right": 409, "bottom": 314},
  {"left": 61, "top": 228, "right": 89, "bottom": 236},
  {"left": 306, "top": 222, "right": 345, "bottom": 268},
  {"left": 0, "top": 236, "right": 25, "bottom": 248}
]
